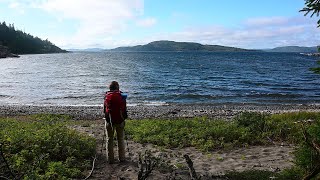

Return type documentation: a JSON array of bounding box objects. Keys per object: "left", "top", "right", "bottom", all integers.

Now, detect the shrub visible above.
[
  {"left": 223, "top": 170, "right": 275, "bottom": 180},
  {"left": 126, "top": 117, "right": 252, "bottom": 151},
  {"left": 0, "top": 115, "right": 96, "bottom": 179},
  {"left": 293, "top": 117, "right": 320, "bottom": 179},
  {"left": 275, "top": 167, "right": 305, "bottom": 180},
  {"left": 126, "top": 112, "right": 320, "bottom": 179}
]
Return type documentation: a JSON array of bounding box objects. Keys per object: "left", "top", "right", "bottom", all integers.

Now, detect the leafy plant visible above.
[
  {"left": 223, "top": 170, "right": 275, "bottom": 180},
  {"left": 126, "top": 117, "right": 251, "bottom": 151},
  {"left": 0, "top": 115, "right": 96, "bottom": 179},
  {"left": 294, "top": 118, "right": 320, "bottom": 179}
]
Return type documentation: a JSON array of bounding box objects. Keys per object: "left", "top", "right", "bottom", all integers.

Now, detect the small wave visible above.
[
  {"left": 271, "top": 87, "right": 320, "bottom": 91},
  {"left": 43, "top": 95, "right": 92, "bottom": 100},
  {"left": 143, "top": 101, "right": 168, "bottom": 106},
  {"left": 240, "top": 80, "right": 274, "bottom": 87},
  {"left": 58, "top": 104, "right": 103, "bottom": 107},
  {"left": 244, "top": 92, "right": 303, "bottom": 98},
  {"left": 174, "top": 94, "right": 225, "bottom": 99},
  {"left": 19, "top": 104, "right": 104, "bottom": 107},
  {"left": 55, "top": 74, "right": 91, "bottom": 78},
  {"left": 0, "top": 94, "right": 13, "bottom": 98},
  {"left": 91, "top": 85, "right": 107, "bottom": 89},
  {"left": 127, "top": 103, "right": 139, "bottom": 107},
  {"left": 128, "top": 101, "right": 168, "bottom": 106}
]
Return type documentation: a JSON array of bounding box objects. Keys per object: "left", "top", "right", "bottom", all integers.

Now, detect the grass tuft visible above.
[
  {"left": 0, "top": 114, "right": 96, "bottom": 179},
  {"left": 126, "top": 112, "right": 320, "bottom": 151}
]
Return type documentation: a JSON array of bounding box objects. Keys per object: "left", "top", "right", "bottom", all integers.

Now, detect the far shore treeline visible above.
[
  {"left": 110, "top": 40, "right": 256, "bottom": 52},
  {"left": 0, "top": 21, "right": 66, "bottom": 57}
]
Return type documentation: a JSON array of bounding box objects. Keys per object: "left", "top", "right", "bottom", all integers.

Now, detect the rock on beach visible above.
[
  {"left": 0, "top": 104, "right": 319, "bottom": 120},
  {"left": 0, "top": 45, "right": 19, "bottom": 58}
]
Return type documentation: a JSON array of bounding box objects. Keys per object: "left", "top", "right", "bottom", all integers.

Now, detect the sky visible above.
[{"left": 0, "top": 0, "right": 319, "bottom": 49}]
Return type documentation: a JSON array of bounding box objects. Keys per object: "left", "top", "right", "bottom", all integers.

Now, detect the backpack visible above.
[{"left": 104, "top": 90, "right": 127, "bottom": 124}]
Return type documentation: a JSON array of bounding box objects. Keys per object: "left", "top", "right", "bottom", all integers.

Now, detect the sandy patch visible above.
[{"left": 70, "top": 119, "right": 295, "bottom": 180}]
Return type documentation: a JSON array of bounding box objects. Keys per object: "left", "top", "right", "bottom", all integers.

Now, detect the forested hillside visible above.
[
  {"left": 0, "top": 21, "right": 66, "bottom": 55},
  {"left": 110, "top": 40, "right": 255, "bottom": 52}
]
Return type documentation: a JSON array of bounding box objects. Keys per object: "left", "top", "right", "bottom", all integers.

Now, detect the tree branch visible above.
[{"left": 184, "top": 154, "right": 199, "bottom": 180}]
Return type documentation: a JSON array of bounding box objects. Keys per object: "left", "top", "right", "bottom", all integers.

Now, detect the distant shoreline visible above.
[{"left": 1, "top": 103, "right": 319, "bottom": 120}]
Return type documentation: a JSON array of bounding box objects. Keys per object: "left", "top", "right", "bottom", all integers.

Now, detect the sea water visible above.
[{"left": 0, "top": 51, "right": 319, "bottom": 106}]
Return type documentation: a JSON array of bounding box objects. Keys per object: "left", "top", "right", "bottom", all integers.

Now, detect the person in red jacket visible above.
[{"left": 104, "top": 81, "right": 127, "bottom": 163}]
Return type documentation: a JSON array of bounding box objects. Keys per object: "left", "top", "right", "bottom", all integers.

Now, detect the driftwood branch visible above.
[
  {"left": 0, "top": 175, "right": 11, "bottom": 180},
  {"left": 0, "top": 143, "right": 16, "bottom": 179},
  {"left": 300, "top": 121, "right": 320, "bottom": 180},
  {"left": 312, "top": 140, "right": 320, "bottom": 153},
  {"left": 138, "top": 152, "right": 158, "bottom": 180},
  {"left": 184, "top": 154, "right": 200, "bottom": 180},
  {"left": 303, "top": 164, "right": 320, "bottom": 180},
  {"left": 84, "top": 154, "right": 97, "bottom": 180}
]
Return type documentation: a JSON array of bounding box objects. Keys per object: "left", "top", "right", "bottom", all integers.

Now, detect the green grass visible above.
[
  {"left": 0, "top": 114, "right": 96, "bottom": 179},
  {"left": 126, "top": 112, "right": 320, "bottom": 179},
  {"left": 127, "top": 112, "right": 320, "bottom": 179},
  {"left": 1, "top": 112, "right": 319, "bottom": 179},
  {"left": 126, "top": 117, "right": 249, "bottom": 151},
  {"left": 126, "top": 112, "right": 320, "bottom": 151},
  {"left": 220, "top": 167, "right": 305, "bottom": 180}
]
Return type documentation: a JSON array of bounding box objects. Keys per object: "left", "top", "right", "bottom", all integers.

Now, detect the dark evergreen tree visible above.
[
  {"left": 0, "top": 21, "right": 66, "bottom": 55},
  {"left": 300, "top": 0, "right": 320, "bottom": 27},
  {"left": 301, "top": 0, "right": 320, "bottom": 74}
]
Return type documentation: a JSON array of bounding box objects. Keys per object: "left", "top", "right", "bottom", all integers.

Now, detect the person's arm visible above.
[
  {"left": 103, "top": 94, "right": 107, "bottom": 114},
  {"left": 104, "top": 93, "right": 111, "bottom": 123},
  {"left": 122, "top": 98, "right": 128, "bottom": 119}
]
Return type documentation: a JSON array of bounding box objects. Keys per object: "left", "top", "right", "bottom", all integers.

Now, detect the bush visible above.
[
  {"left": 223, "top": 170, "right": 275, "bottom": 180},
  {"left": 126, "top": 112, "right": 320, "bottom": 150},
  {"left": 126, "top": 112, "right": 320, "bottom": 179},
  {"left": 293, "top": 117, "right": 320, "bottom": 179},
  {"left": 126, "top": 117, "right": 252, "bottom": 151},
  {"left": 275, "top": 167, "right": 305, "bottom": 180},
  {"left": 220, "top": 167, "right": 305, "bottom": 180},
  {"left": 0, "top": 115, "right": 96, "bottom": 179}
]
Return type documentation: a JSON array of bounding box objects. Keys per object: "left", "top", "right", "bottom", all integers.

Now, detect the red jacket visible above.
[{"left": 104, "top": 90, "right": 127, "bottom": 124}]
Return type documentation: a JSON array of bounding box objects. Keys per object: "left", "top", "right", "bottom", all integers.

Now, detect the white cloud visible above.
[
  {"left": 136, "top": 17, "right": 156, "bottom": 27},
  {"left": 8, "top": 1, "right": 25, "bottom": 14},
  {"left": 245, "top": 17, "right": 289, "bottom": 27},
  {"left": 31, "top": 0, "right": 144, "bottom": 48},
  {"left": 41, "top": 14, "right": 320, "bottom": 49},
  {"left": 137, "top": 16, "right": 320, "bottom": 49},
  {"left": 9, "top": 2, "right": 20, "bottom": 8},
  {"left": 4, "top": 1, "right": 318, "bottom": 49}
]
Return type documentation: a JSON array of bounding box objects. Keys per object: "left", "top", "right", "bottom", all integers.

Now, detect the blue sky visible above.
[{"left": 0, "top": 0, "right": 319, "bottom": 49}]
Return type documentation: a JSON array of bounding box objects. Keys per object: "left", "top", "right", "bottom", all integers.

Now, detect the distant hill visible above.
[
  {"left": 67, "top": 48, "right": 105, "bottom": 52},
  {"left": 0, "top": 21, "right": 66, "bottom": 57},
  {"left": 264, "top": 46, "right": 318, "bottom": 53},
  {"left": 110, "top": 40, "right": 254, "bottom": 52}
]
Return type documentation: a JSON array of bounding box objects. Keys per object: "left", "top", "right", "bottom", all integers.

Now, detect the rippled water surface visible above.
[{"left": 0, "top": 52, "right": 319, "bottom": 106}]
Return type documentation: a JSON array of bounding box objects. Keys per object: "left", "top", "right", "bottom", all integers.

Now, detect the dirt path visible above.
[{"left": 70, "top": 120, "right": 295, "bottom": 180}]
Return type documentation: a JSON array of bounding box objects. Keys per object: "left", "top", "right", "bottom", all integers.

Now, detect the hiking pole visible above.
[
  {"left": 108, "top": 113, "right": 114, "bottom": 131},
  {"left": 109, "top": 113, "right": 117, "bottom": 150},
  {"left": 101, "top": 118, "right": 106, "bottom": 154},
  {"left": 120, "top": 110, "right": 129, "bottom": 153},
  {"left": 124, "top": 128, "right": 130, "bottom": 153}
]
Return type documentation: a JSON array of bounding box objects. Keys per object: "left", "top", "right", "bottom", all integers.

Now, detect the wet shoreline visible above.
[{"left": 0, "top": 103, "right": 319, "bottom": 120}]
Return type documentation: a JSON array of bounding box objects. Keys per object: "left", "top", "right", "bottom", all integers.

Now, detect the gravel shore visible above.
[{"left": 0, "top": 103, "right": 319, "bottom": 120}]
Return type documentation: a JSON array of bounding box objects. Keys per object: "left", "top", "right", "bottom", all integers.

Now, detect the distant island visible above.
[
  {"left": 0, "top": 21, "right": 66, "bottom": 58},
  {"left": 264, "top": 46, "right": 318, "bottom": 53},
  {"left": 64, "top": 40, "right": 319, "bottom": 53},
  {"left": 67, "top": 48, "right": 105, "bottom": 52},
  {"left": 109, "top": 40, "right": 255, "bottom": 52}
]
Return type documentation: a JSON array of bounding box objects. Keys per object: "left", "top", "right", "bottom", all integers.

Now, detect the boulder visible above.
[{"left": 0, "top": 45, "right": 20, "bottom": 58}]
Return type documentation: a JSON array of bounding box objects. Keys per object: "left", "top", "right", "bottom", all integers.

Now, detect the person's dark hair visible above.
[{"left": 109, "top": 81, "right": 119, "bottom": 91}]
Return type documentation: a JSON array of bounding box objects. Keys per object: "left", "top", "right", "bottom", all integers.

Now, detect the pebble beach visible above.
[
  {"left": 2, "top": 104, "right": 319, "bottom": 179},
  {"left": 1, "top": 103, "right": 319, "bottom": 120}
]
